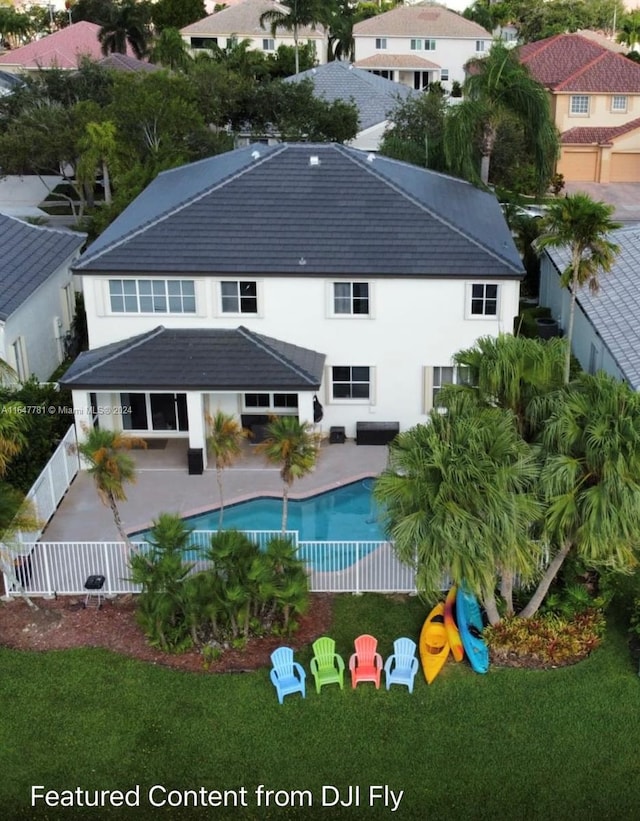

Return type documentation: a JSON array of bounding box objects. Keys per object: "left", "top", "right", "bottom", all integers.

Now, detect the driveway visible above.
[{"left": 563, "top": 182, "right": 640, "bottom": 224}]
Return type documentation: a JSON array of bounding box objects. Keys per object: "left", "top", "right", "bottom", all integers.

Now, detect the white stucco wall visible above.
[
  {"left": 82, "top": 273, "right": 520, "bottom": 436},
  {"left": 185, "top": 33, "right": 328, "bottom": 64}
]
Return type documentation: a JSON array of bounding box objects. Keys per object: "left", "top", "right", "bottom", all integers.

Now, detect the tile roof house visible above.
[
  {"left": 0, "top": 21, "right": 136, "bottom": 74},
  {"left": 181, "top": 0, "right": 328, "bottom": 63},
  {"left": 353, "top": 3, "right": 492, "bottom": 91},
  {"left": 281, "top": 61, "right": 418, "bottom": 151},
  {"left": 61, "top": 142, "right": 523, "bottom": 472},
  {"left": 539, "top": 225, "right": 640, "bottom": 387},
  {"left": 0, "top": 215, "right": 86, "bottom": 381},
  {"left": 518, "top": 33, "right": 640, "bottom": 182}
]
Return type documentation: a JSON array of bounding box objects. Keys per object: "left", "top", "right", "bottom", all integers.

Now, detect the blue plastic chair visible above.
[
  {"left": 384, "top": 637, "right": 419, "bottom": 693},
  {"left": 270, "top": 647, "right": 306, "bottom": 704}
]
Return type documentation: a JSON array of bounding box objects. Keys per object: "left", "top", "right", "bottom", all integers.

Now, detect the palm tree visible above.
[
  {"left": 616, "top": 11, "right": 640, "bottom": 49},
  {"left": 521, "top": 372, "right": 640, "bottom": 617},
  {"left": 98, "top": 0, "right": 151, "bottom": 60},
  {"left": 444, "top": 41, "right": 558, "bottom": 193},
  {"left": 0, "top": 401, "right": 28, "bottom": 478},
  {"left": 374, "top": 397, "right": 541, "bottom": 624},
  {"left": 74, "top": 425, "right": 146, "bottom": 547},
  {"left": 149, "top": 27, "right": 193, "bottom": 71},
  {"left": 536, "top": 194, "right": 621, "bottom": 383},
  {"left": 0, "top": 484, "right": 42, "bottom": 610},
  {"left": 259, "top": 0, "right": 327, "bottom": 75},
  {"left": 77, "top": 120, "right": 118, "bottom": 205},
  {"left": 205, "top": 410, "right": 246, "bottom": 528},
  {"left": 257, "top": 416, "right": 319, "bottom": 531}
]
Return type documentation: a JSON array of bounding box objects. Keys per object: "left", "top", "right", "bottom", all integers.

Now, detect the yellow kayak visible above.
[
  {"left": 419, "top": 602, "right": 450, "bottom": 684},
  {"left": 444, "top": 586, "right": 465, "bottom": 662}
]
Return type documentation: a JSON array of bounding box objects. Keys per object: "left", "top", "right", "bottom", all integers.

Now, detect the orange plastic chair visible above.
[{"left": 349, "top": 634, "right": 383, "bottom": 689}]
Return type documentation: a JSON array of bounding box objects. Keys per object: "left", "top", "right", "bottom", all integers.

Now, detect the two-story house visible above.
[
  {"left": 181, "top": 0, "right": 328, "bottom": 64},
  {"left": 353, "top": 3, "right": 492, "bottom": 91},
  {"left": 519, "top": 33, "right": 640, "bottom": 182},
  {"left": 61, "top": 143, "right": 523, "bottom": 471}
]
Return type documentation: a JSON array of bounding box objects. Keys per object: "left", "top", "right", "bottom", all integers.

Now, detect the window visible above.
[
  {"left": 476, "top": 40, "right": 486, "bottom": 52},
  {"left": 425, "top": 39, "right": 436, "bottom": 50},
  {"left": 244, "top": 392, "right": 298, "bottom": 410},
  {"left": 220, "top": 281, "right": 258, "bottom": 314},
  {"left": 440, "top": 68, "right": 449, "bottom": 82},
  {"left": 262, "top": 38, "right": 275, "bottom": 51},
  {"left": 410, "top": 38, "right": 423, "bottom": 50},
  {"left": 190, "top": 37, "right": 217, "bottom": 50},
  {"left": 375, "top": 37, "right": 387, "bottom": 49},
  {"left": 227, "top": 36, "right": 238, "bottom": 48},
  {"left": 469, "top": 283, "right": 498, "bottom": 317},
  {"left": 431, "top": 366, "right": 471, "bottom": 408},
  {"left": 11, "top": 336, "right": 28, "bottom": 381},
  {"left": 332, "top": 366, "right": 370, "bottom": 400},
  {"left": 371, "top": 69, "right": 392, "bottom": 80},
  {"left": 109, "top": 280, "right": 196, "bottom": 314},
  {"left": 333, "top": 282, "right": 369, "bottom": 315},
  {"left": 570, "top": 95, "right": 589, "bottom": 115},
  {"left": 612, "top": 95, "right": 627, "bottom": 112},
  {"left": 414, "top": 71, "right": 430, "bottom": 90}
]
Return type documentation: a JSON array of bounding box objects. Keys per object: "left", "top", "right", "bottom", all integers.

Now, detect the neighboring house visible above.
[
  {"left": 97, "top": 53, "right": 162, "bottom": 73},
  {"left": 0, "top": 215, "right": 86, "bottom": 382},
  {"left": 0, "top": 21, "right": 136, "bottom": 74},
  {"left": 352, "top": 3, "right": 492, "bottom": 91},
  {"left": 0, "top": 176, "right": 63, "bottom": 221},
  {"left": 539, "top": 226, "right": 640, "bottom": 387},
  {"left": 281, "top": 61, "right": 418, "bottom": 151},
  {"left": 61, "top": 142, "right": 523, "bottom": 470},
  {"left": 0, "top": 69, "right": 23, "bottom": 95},
  {"left": 180, "top": 0, "right": 328, "bottom": 63},
  {"left": 519, "top": 33, "right": 640, "bottom": 182}
]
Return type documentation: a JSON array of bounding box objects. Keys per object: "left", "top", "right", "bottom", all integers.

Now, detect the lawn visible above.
[{"left": 1, "top": 594, "right": 639, "bottom": 820}]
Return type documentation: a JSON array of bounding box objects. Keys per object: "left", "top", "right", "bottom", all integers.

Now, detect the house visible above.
[
  {"left": 60, "top": 142, "right": 523, "bottom": 471},
  {"left": 0, "top": 21, "right": 135, "bottom": 74},
  {"left": 180, "top": 0, "right": 328, "bottom": 63},
  {"left": 281, "top": 61, "right": 418, "bottom": 151},
  {"left": 0, "top": 215, "right": 86, "bottom": 382},
  {"left": 518, "top": 33, "right": 640, "bottom": 182},
  {"left": 539, "top": 226, "right": 640, "bottom": 387},
  {"left": 352, "top": 3, "right": 492, "bottom": 91}
]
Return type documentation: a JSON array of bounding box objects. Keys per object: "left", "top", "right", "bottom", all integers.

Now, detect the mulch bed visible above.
[{"left": 0, "top": 593, "right": 334, "bottom": 674}]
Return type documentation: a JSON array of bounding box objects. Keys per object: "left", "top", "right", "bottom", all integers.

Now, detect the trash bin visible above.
[
  {"left": 536, "top": 317, "right": 560, "bottom": 339},
  {"left": 187, "top": 447, "right": 203, "bottom": 475}
]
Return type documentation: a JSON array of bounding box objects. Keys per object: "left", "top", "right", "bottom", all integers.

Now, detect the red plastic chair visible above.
[{"left": 349, "top": 634, "right": 383, "bottom": 689}]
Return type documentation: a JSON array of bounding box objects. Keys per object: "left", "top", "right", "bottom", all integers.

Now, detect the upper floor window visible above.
[
  {"left": 109, "top": 279, "right": 196, "bottom": 314},
  {"left": 612, "top": 95, "right": 627, "bottom": 112},
  {"left": 262, "top": 38, "right": 275, "bottom": 51},
  {"left": 190, "top": 37, "right": 217, "bottom": 50},
  {"left": 375, "top": 37, "right": 387, "bottom": 49},
  {"left": 333, "top": 282, "right": 369, "bottom": 315},
  {"left": 570, "top": 95, "right": 589, "bottom": 115},
  {"left": 475, "top": 40, "right": 486, "bottom": 52},
  {"left": 221, "top": 280, "right": 258, "bottom": 314},
  {"left": 468, "top": 283, "right": 498, "bottom": 317},
  {"left": 440, "top": 68, "right": 449, "bottom": 82},
  {"left": 331, "top": 366, "right": 370, "bottom": 400}
]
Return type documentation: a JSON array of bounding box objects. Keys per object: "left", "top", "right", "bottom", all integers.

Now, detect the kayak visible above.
[
  {"left": 456, "top": 586, "right": 489, "bottom": 674},
  {"left": 444, "top": 586, "right": 464, "bottom": 662},
  {"left": 419, "top": 602, "right": 450, "bottom": 684}
]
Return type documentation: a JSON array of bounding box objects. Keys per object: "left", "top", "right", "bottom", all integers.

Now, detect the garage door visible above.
[
  {"left": 557, "top": 149, "right": 598, "bottom": 182},
  {"left": 610, "top": 153, "right": 640, "bottom": 183}
]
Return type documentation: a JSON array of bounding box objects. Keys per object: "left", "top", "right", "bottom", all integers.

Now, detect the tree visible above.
[
  {"left": 535, "top": 193, "right": 621, "bottom": 383},
  {"left": 206, "top": 411, "right": 246, "bottom": 528},
  {"left": 98, "top": 0, "right": 151, "bottom": 60},
  {"left": 379, "top": 86, "right": 448, "bottom": 172},
  {"left": 444, "top": 41, "right": 558, "bottom": 194},
  {"left": 259, "top": 0, "right": 327, "bottom": 75},
  {"left": 617, "top": 12, "right": 640, "bottom": 49},
  {"left": 151, "top": 0, "right": 205, "bottom": 32},
  {"left": 257, "top": 416, "right": 319, "bottom": 532},
  {"left": 77, "top": 119, "right": 119, "bottom": 204},
  {"left": 74, "top": 426, "right": 146, "bottom": 547},
  {"left": 0, "top": 401, "right": 28, "bottom": 477},
  {"left": 149, "top": 27, "right": 193, "bottom": 71}
]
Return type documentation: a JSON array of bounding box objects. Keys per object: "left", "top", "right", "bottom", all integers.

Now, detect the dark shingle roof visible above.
[
  {"left": 76, "top": 143, "right": 523, "bottom": 278},
  {"left": 0, "top": 214, "right": 86, "bottom": 320},
  {"left": 283, "top": 61, "right": 417, "bottom": 131},
  {"left": 59, "top": 326, "right": 325, "bottom": 390}
]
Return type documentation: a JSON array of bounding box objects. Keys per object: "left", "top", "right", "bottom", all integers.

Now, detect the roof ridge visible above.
[
  {"left": 338, "top": 147, "right": 522, "bottom": 275},
  {"left": 0, "top": 211, "right": 87, "bottom": 241},
  {"left": 239, "top": 326, "right": 318, "bottom": 385},
  {"left": 519, "top": 34, "right": 562, "bottom": 64},
  {"left": 67, "top": 326, "right": 166, "bottom": 382},
  {"left": 77, "top": 144, "right": 288, "bottom": 268}
]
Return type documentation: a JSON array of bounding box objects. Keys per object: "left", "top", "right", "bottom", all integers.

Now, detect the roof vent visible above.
[
  {"left": 367, "top": 153, "right": 375, "bottom": 162},
  {"left": 251, "top": 150, "right": 260, "bottom": 159},
  {"left": 309, "top": 155, "right": 320, "bottom": 166},
  {"left": 299, "top": 257, "right": 307, "bottom": 266}
]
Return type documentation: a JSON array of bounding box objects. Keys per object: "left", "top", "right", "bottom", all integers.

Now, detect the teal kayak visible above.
[{"left": 456, "top": 586, "right": 490, "bottom": 674}]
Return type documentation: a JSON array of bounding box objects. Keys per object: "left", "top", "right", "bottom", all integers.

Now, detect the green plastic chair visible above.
[{"left": 310, "top": 636, "right": 345, "bottom": 694}]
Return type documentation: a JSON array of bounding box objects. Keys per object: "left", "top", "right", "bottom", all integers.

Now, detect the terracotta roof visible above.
[
  {"left": 353, "top": 3, "right": 490, "bottom": 38},
  {"left": 0, "top": 21, "right": 135, "bottom": 70},
  {"left": 561, "top": 116, "right": 640, "bottom": 144},
  {"left": 354, "top": 53, "right": 440, "bottom": 70},
  {"left": 574, "top": 29, "right": 628, "bottom": 54},
  {"left": 519, "top": 33, "right": 640, "bottom": 93},
  {"left": 181, "top": 0, "right": 325, "bottom": 38}
]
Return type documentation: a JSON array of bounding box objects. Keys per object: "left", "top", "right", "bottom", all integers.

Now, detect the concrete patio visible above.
[{"left": 41, "top": 439, "right": 391, "bottom": 542}]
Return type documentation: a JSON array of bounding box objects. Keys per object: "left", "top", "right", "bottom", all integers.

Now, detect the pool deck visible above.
[{"left": 41, "top": 440, "right": 390, "bottom": 542}]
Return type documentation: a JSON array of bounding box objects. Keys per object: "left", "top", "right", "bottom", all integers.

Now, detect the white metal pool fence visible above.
[{"left": 4, "top": 531, "right": 419, "bottom": 598}]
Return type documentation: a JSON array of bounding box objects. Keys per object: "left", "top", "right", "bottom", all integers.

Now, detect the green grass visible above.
[{"left": 1, "top": 594, "right": 639, "bottom": 820}]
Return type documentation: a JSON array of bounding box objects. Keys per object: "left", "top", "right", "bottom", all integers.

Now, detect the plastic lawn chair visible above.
[
  {"left": 384, "top": 637, "right": 419, "bottom": 693},
  {"left": 349, "top": 634, "right": 383, "bottom": 689},
  {"left": 310, "top": 636, "right": 345, "bottom": 694},
  {"left": 269, "top": 647, "right": 306, "bottom": 705}
]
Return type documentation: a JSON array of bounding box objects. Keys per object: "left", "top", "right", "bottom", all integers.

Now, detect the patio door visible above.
[{"left": 121, "top": 393, "right": 188, "bottom": 432}]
